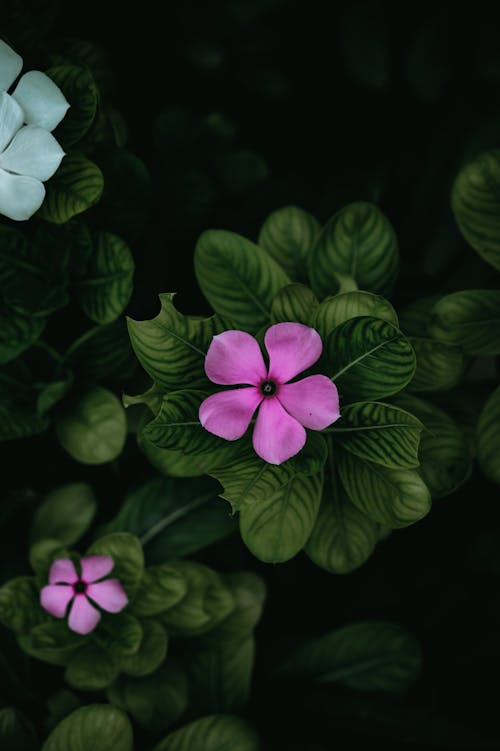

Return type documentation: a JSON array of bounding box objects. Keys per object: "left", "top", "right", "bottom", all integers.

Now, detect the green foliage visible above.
[
  {"left": 0, "top": 577, "right": 40, "bottom": 634},
  {"left": 0, "top": 707, "right": 38, "bottom": 751},
  {"left": 41, "top": 705, "right": 133, "bottom": 751},
  {"left": 47, "top": 65, "right": 99, "bottom": 148},
  {"left": 270, "top": 283, "right": 319, "bottom": 325},
  {"left": 259, "top": 205, "right": 321, "bottom": 282},
  {"left": 30, "top": 483, "right": 97, "bottom": 546},
  {"left": 407, "top": 337, "right": 466, "bottom": 392},
  {"left": 38, "top": 153, "right": 104, "bottom": 224},
  {"left": 63, "top": 319, "right": 133, "bottom": 386},
  {"left": 314, "top": 290, "right": 398, "bottom": 339},
  {"left": 429, "top": 290, "right": 500, "bottom": 355},
  {"left": 94, "top": 613, "right": 143, "bottom": 658},
  {"left": 65, "top": 643, "right": 119, "bottom": 691},
  {"left": 119, "top": 619, "right": 168, "bottom": 677},
  {"left": 131, "top": 564, "right": 187, "bottom": 616},
  {"left": 194, "top": 229, "right": 290, "bottom": 331},
  {"left": 78, "top": 232, "right": 134, "bottom": 324},
  {"left": 277, "top": 621, "right": 422, "bottom": 691},
  {"left": 152, "top": 714, "right": 260, "bottom": 751},
  {"left": 309, "top": 202, "right": 398, "bottom": 299},
  {"left": 55, "top": 387, "right": 127, "bottom": 464},
  {"left": 477, "top": 385, "right": 500, "bottom": 485},
  {"left": 86, "top": 533, "right": 144, "bottom": 599}
]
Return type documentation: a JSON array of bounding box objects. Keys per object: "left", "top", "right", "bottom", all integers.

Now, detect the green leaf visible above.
[
  {"left": 451, "top": 149, "right": 500, "bottom": 271},
  {"left": 19, "top": 621, "right": 84, "bottom": 666},
  {"left": 30, "top": 483, "right": 97, "bottom": 546},
  {"left": 138, "top": 425, "right": 226, "bottom": 478},
  {"left": 86, "top": 532, "right": 144, "bottom": 599},
  {"left": 158, "top": 561, "right": 235, "bottom": 636},
  {"left": 337, "top": 446, "right": 431, "bottom": 527},
  {"left": 47, "top": 65, "right": 98, "bottom": 148},
  {"left": 314, "top": 290, "right": 398, "bottom": 339},
  {"left": 0, "top": 707, "right": 38, "bottom": 751},
  {"left": 308, "top": 202, "right": 399, "bottom": 299},
  {"left": 194, "top": 229, "right": 290, "bottom": 331},
  {"left": 258, "top": 205, "right": 321, "bottom": 282},
  {"left": 270, "top": 283, "right": 319, "bottom": 326},
  {"left": 65, "top": 644, "right": 118, "bottom": 691},
  {"left": 56, "top": 387, "right": 127, "bottom": 464},
  {"left": 477, "top": 385, "right": 500, "bottom": 485},
  {"left": 185, "top": 637, "right": 255, "bottom": 713},
  {"left": 326, "top": 317, "right": 416, "bottom": 401},
  {"left": 104, "top": 475, "right": 236, "bottom": 562},
  {"left": 41, "top": 704, "right": 133, "bottom": 751},
  {"left": 109, "top": 664, "right": 188, "bottom": 732},
  {"left": 329, "top": 401, "right": 423, "bottom": 469},
  {"left": 398, "top": 295, "right": 442, "bottom": 337},
  {"left": 0, "top": 577, "right": 40, "bottom": 634},
  {"left": 152, "top": 714, "right": 260, "bottom": 751},
  {"left": 64, "top": 319, "right": 133, "bottom": 386},
  {"left": 0, "top": 390, "right": 49, "bottom": 440},
  {"left": 119, "top": 619, "right": 168, "bottom": 677},
  {"left": 127, "top": 293, "right": 224, "bottom": 391},
  {"left": 78, "top": 232, "right": 134, "bottom": 324},
  {"left": 278, "top": 621, "right": 422, "bottom": 691},
  {"left": 131, "top": 563, "right": 187, "bottom": 616},
  {"left": 407, "top": 338, "right": 466, "bottom": 392},
  {"left": 29, "top": 539, "right": 69, "bottom": 586},
  {"left": 94, "top": 613, "right": 143, "bottom": 658},
  {"left": 38, "top": 153, "right": 104, "bottom": 224},
  {"left": 0, "top": 306, "right": 46, "bottom": 365},
  {"left": 45, "top": 690, "right": 82, "bottom": 732},
  {"left": 428, "top": 290, "right": 500, "bottom": 355},
  {"left": 203, "top": 572, "right": 266, "bottom": 642}
]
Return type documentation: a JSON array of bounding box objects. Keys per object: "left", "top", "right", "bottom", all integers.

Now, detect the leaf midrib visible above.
[
  {"left": 139, "top": 490, "right": 216, "bottom": 546},
  {"left": 331, "top": 335, "right": 401, "bottom": 381}
]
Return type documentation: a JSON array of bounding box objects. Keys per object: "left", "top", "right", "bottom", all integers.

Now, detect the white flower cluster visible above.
[{"left": 0, "top": 39, "right": 70, "bottom": 221}]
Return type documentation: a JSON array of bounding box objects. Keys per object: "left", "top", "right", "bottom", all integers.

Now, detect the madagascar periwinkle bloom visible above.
[
  {"left": 0, "top": 39, "right": 69, "bottom": 221},
  {"left": 199, "top": 322, "right": 340, "bottom": 464},
  {"left": 40, "top": 556, "right": 128, "bottom": 635}
]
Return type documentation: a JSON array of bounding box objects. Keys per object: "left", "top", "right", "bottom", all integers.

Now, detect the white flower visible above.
[{"left": 0, "top": 39, "right": 70, "bottom": 221}]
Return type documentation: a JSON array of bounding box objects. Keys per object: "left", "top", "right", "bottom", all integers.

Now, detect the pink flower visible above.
[
  {"left": 199, "top": 322, "right": 340, "bottom": 464},
  {"left": 40, "top": 556, "right": 128, "bottom": 635}
]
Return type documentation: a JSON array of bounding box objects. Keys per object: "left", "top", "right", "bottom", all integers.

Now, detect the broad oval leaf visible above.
[
  {"left": 94, "top": 612, "right": 143, "bottom": 658},
  {"left": 65, "top": 644, "right": 118, "bottom": 691},
  {"left": 270, "top": 283, "right": 319, "bottom": 325},
  {"left": 477, "top": 386, "right": 500, "bottom": 485},
  {"left": 407, "top": 338, "right": 465, "bottom": 392},
  {"left": 55, "top": 387, "right": 127, "bottom": 464},
  {"left": 309, "top": 202, "right": 399, "bottom": 299},
  {"left": 204, "top": 572, "right": 267, "bottom": 642},
  {"left": 79, "top": 232, "right": 134, "bottom": 324},
  {"left": 258, "top": 205, "right": 321, "bottom": 282},
  {"left": 131, "top": 564, "right": 187, "bottom": 616},
  {"left": 428, "top": 290, "right": 500, "bottom": 355},
  {"left": 277, "top": 621, "right": 422, "bottom": 692},
  {"left": 38, "top": 153, "right": 104, "bottom": 225},
  {"left": 30, "top": 483, "right": 97, "bottom": 546},
  {"left": 329, "top": 401, "right": 423, "bottom": 469},
  {"left": 86, "top": 532, "right": 144, "bottom": 599},
  {"left": 152, "top": 714, "right": 260, "bottom": 751},
  {"left": 194, "top": 229, "right": 290, "bottom": 331},
  {"left": 64, "top": 319, "right": 133, "bottom": 386},
  {"left": 326, "top": 317, "right": 416, "bottom": 401},
  {"left": 451, "top": 149, "right": 500, "bottom": 271},
  {"left": 314, "top": 290, "right": 398, "bottom": 339},
  {"left": 0, "top": 306, "right": 46, "bottom": 365},
  {"left": 127, "top": 293, "right": 223, "bottom": 391},
  {"left": 48, "top": 65, "right": 98, "bottom": 148},
  {"left": 41, "top": 704, "right": 133, "bottom": 751},
  {"left": 119, "top": 618, "right": 168, "bottom": 677},
  {"left": 338, "top": 447, "right": 431, "bottom": 527}
]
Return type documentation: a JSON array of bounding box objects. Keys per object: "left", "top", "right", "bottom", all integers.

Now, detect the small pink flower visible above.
[
  {"left": 40, "top": 556, "right": 128, "bottom": 635},
  {"left": 199, "top": 322, "right": 340, "bottom": 464}
]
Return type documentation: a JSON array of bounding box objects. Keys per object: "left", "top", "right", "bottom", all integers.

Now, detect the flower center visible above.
[
  {"left": 74, "top": 580, "right": 87, "bottom": 594},
  {"left": 260, "top": 380, "right": 277, "bottom": 397}
]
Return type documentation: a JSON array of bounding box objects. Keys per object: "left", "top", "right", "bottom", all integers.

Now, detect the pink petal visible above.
[
  {"left": 278, "top": 375, "right": 340, "bottom": 430},
  {"left": 265, "top": 323, "right": 323, "bottom": 384},
  {"left": 252, "top": 397, "right": 306, "bottom": 465},
  {"left": 200, "top": 387, "right": 263, "bottom": 440},
  {"left": 87, "top": 579, "right": 128, "bottom": 613},
  {"left": 49, "top": 559, "right": 78, "bottom": 585},
  {"left": 40, "top": 584, "right": 74, "bottom": 618},
  {"left": 80, "top": 555, "right": 114, "bottom": 583},
  {"left": 205, "top": 330, "right": 267, "bottom": 385},
  {"left": 68, "top": 594, "right": 101, "bottom": 635}
]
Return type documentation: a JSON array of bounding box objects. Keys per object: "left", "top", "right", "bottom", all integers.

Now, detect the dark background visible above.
[{"left": 3, "top": 1, "right": 500, "bottom": 748}]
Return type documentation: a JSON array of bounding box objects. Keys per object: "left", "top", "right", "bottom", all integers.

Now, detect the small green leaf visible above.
[
  {"left": 477, "top": 385, "right": 500, "bottom": 485},
  {"left": 0, "top": 306, "right": 46, "bottom": 365},
  {"left": 203, "top": 572, "right": 266, "bottom": 642},
  {"left": 326, "top": 317, "right": 416, "bottom": 401},
  {"left": 309, "top": 202, "right": 398, "bottom": 299},
  {"left": 127, "top": 293, "right": 224, "bottom": 391},
  {"left": 451, "top": 149, "right": 500, "bottom": 271},
  {"left": 314, "top": 290, "right": 398, "bottom": 339},
  {"left": 270, "top": 283, "right": 319, "bottom": 325},
  {"left": 86, "top": 532, "right": 144, "bottom": 599},
  {"left": 152, "top": 714, "right": 260, "bottom": 751},
  {"left": 338, "top": 446, "right": 431, "bottom": 527},
  {"left": 47, "top": 65, "right": 98, "bottom": 148},
  {"left": 194, "top": 229, "right": 290, "bottom": 331},
  {"left": 64, "top": 319, "right": 133, "bottom": 386},
  {"left": 65, "top": 644, "right": 118, "bottom": 691},
  {"left": 0, "top": 577, "right": 40, "bottom": 634},
  {"left": 17, "top": 621, "right": 83, "bottom": 667},
  {"left": 56, "top": 387, "right": 127, "bottom": 464},
  {"left": 78, "top": 232, "right": 134, "bottom": 324},
  {"left": 407, "top": 338, "right": 466, "bottom": 392},
  {"left": 30, "top": 483, "right": 97, "bottom": 546},
  {"left": 0, "top": 390, "right": 49, "bottom": 440},
  {"left": 428, "top": 290, "right": 500, "bottom": 355},
  {"left": 39, "top": 153, "right": 104, "bottom": 224},
  {"left": 119, "top": 619, "right": 168, "bottom": 677},
  {"left": 329, "top": 401, "right": 423, "bottom": 469},
  {"left": 278, "top": 621, "right": 422, "bottom": 691},
  {"left": 41, "top": 704, "right": 133, "bottom": 751},
  {"left": 94, "top": 613, "right": 143, "bottom": 658},
  {"left": 259, "top": 205, "right": 321, "bottom": 282},
  {"left": 131, "top": 563, "right": 187, "bottom": 616}
]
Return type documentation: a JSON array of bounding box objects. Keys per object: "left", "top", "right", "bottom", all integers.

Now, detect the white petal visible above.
[
  {"left": 0, "top": 168, "right": 45, "bottom": 220},
  {"left": 12, "top": 71, "right": 70, "bottom": 131},
  {"left": 0, "top": 39, "right": 23, "bottom": 91},
  {"left": 0, "top": 92, "right": 24, "bottom": 151},
  {"left": 0, "top": 125, "right": 65, "bottom": 180}
]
